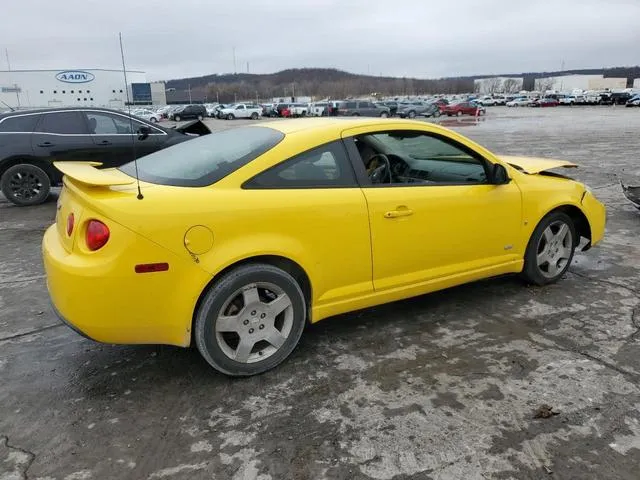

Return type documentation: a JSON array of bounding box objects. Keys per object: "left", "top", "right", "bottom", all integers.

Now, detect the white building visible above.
[
  {"left": 534, "top": 74, "right": 627, "bottom": 92},
  {"left": 0, "top": 69, "right": 166, "bottom": 110}
]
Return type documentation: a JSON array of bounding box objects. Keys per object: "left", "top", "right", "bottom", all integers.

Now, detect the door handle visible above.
[
  {"left": 37, "top": 142, "right": 55, "bottom": 147},
  {"left": 384, "top": 208, "right": 414, "bottom": 218},
  {"left": 98, "top": 140, "right": 112, "bottom": 145}
]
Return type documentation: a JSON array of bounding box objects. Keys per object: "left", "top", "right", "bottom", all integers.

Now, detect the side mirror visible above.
[
  {"left": 492, "top": 163, "right": 510, "bottom": 185},
  {"left": 137, "top": 125, "right": 151, "bottom": 141}
]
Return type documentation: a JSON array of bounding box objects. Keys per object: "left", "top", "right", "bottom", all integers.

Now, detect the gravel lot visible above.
[{"left": 1, "top": 106, "right": 639, "bottom": 480}]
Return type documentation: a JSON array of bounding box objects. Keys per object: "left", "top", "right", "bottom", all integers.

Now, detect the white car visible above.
[
  {"left": 506, "top": 97, "right": 530, "bottom": 107},
  {"left": 475, "top": 96, "right": 496, "bottom": 106},
  {"left": 308, "top": 102, "right": 329, "bottom": 116},
  {"left": 131, "top": 109, "right": 159, "bottom": 123},
  {"left": 289, "top": 103, "right": 309, "bottom": 117},
  {"left": 219, "top": 103, "right": 262, "bottom": 120}
]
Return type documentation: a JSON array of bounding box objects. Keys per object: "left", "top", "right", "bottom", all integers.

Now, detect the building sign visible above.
[
  {"left": 56, "top": 70, "right": 95, "bottom": 83},
  {"left": 131, "top": 83, "right": 152, "bottom": 102}
]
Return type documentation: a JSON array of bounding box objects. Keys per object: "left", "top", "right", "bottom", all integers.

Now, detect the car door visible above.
[
  {"left": 234, "top": 104, "right": 246, "bottom": 118},
  {"left": 83, "top": 110, "right": 162, "bottom": 167},
  {"left": 242, "top": 139, "right": 373, "bottom": 309},
  {"left": 31, "top": 111, "right": 95, "bottom": 164},
  {"left": 342, "top": 125, "right": 523, "bottom": 292}
]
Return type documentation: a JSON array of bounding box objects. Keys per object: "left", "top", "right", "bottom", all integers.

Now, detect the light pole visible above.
[{"left": 188, "top": 84, "right": 192, "bottom": 104}]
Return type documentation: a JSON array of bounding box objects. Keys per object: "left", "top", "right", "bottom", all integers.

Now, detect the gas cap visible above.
[{"left": 184, "top": 225, "right": 214, "bottom": 255}]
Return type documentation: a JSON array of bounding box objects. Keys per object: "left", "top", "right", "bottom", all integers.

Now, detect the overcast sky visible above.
[{"left": 3, "top": 0, "right": 639, "bottom": 81}]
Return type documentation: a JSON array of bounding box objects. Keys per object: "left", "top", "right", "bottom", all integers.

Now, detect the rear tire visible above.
[
  {"left": 150, "top": 117, "right": 158, "bottom": 123},
  {"left": 380, "top": 111, "right": 388, "bottom": 118},
  {"left": 521, "top": 211, "right": 576, "bottom": 286},
  {"left": 408, "top": 111, "right": 416, "bottom": 119},
  {"left": 227, "top": 114, "right": 235, "bottom": 120},
  {"left": 456, "top": 111, "right": 463, "bottom": 117},
  {"left": 1, "top": 163, "right": 51, "bottom": 206},
  {"left": 174, "top": 115, "right": 181, "bottom": 122},
  {"left": 197, "top": 115, "right": 203, "bottom": 121},
  {"left": 194, "top": 263, "right": 307, "bottom": 376},
  {"left": 250, "top": 112, "right": 259, "bottom": 120}
]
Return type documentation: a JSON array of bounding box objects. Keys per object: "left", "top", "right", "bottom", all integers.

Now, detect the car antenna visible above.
[
  {"left": 1, "top": 100, "right": 15, "bottom": 112},
  {"left": 119, "top": 32, "right": 143, "bottom": 200}
]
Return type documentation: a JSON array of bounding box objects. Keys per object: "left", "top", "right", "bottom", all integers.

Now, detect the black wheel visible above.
[
  {"left": 456, "top": 111, "right": 463, "bottom": 117},
  {"left": 433, "top": 110, "right": 441, "bottom": 118},
  {"left": 380, "top": 111, "right": 388, "bottom": 118},
  {"left": 174, "top": 115, "right": 181, "bottom": 122},
  {"left": 194, "top": 263, "right": 306, "bottom": 376},
  {"left": 250, "top": 112, "right": 259, "bottom": 120},
  {"left": 1, "top": 163, "right": 51, "bottom": 206},
  {"left": 521, "top": 211, "right": 576, "bottom": 286},
  {"left": 197, "top": 115, "right": 203, "bottom": 121},
  {"left": 408, "top": 110, "right": 416, "bottom": 119},
  {"left": 150, "top": 117, "right": 158, "bottom": 123},
  {"left": 227, "top": 114, "right": 235, "bottom": 120}
]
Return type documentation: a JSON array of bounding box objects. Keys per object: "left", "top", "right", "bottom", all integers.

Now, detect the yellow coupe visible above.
[{"left": 43, "top": 118, "right": 606, "bottom": 376}]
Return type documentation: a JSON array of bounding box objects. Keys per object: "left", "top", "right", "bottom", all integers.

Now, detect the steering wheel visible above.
[{"left": 367, "top": 153, "right": 392, "bottom": 184}]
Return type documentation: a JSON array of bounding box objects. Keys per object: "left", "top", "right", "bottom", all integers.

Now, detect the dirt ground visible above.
[{"left": 1, "top": 106, "right": 639, "bottom": 480}]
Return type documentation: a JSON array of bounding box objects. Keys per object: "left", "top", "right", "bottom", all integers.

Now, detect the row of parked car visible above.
[
  {"left": 207, "top": 98, "right": 485, "bottom": 120},
  {"left": 476, "top": 91, "right": 640, "bottom": 107}
]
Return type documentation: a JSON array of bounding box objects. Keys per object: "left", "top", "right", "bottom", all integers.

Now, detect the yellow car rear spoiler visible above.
[{"left": 53, "top": 162, "right": 136, "bottom": 186}]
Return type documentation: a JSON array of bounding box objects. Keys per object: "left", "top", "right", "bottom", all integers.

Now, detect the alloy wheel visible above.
[
  {"left": 214, "top": 282, "right": 294, "bottom": 363},
  {"left": 9, "top": 170, "right": 43, "bottom": 201},
  {"left": 536, "top": 221, "right": 573, "bottom": 279}
]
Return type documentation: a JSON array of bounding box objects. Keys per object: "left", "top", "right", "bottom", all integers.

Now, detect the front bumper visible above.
[{"left": 581, "top": 190, "right": 606, "bottom": 247}]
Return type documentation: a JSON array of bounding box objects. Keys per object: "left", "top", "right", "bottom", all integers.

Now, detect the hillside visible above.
[{"left": 164, "top": 66, "right": 640, "bottom": 103}]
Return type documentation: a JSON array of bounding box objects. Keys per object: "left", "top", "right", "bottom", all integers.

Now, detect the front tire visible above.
[
  {"left": 456, "top": 111, "right": 463, "bottom": 117},
  {"left": 197, "top": 115, "right": 203, "bottom": 121},
  {"left": 174, "top": 115, "right": 181, "bottom": 122},
  {"left": 521, "top": 212, "right": 576, "bottom": 286},
  {"left": 250, "top": 112, "right": 259, "bottom": 120},
  {"left": 408, "top": 110, "right": 416, "bottom": 119},
  {"left": 194, "top": 263, "right": 307, "bottom": 376},
  {"left": 380, "top": 111, "right": 388, "bottom": 118},
  {"left": 1, "top": 163, "right": 51, "bottom": 206},
  {"left": 227, "top": 113, "right": 235, "bottom": 120}
]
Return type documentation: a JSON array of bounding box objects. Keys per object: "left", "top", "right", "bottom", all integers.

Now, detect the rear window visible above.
[
  {"left": 0, "top": 114, "right": 40, "bottom": 133},
  {"left": 118, "top": 127, "right": 284, "bottom": 187}
]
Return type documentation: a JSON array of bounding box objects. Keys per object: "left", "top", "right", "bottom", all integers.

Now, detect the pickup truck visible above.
[
  {"left": 288, "top": 103, "right": 309, "bottom": 117},
  {"left": 219, "top": 103, "right": 262, "bottom": 120}
]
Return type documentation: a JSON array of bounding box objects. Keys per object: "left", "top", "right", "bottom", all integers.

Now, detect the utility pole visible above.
[
  {"left": 5, "top": 49, "right": 10, "bottom": 71},
  {"left": 216, "top": 91, "right": 219, "bottom": 103},
  {"left": 233, "top": 47, "right": 237, "bottom": 74},
  {"left": 291, "top": 82, "right": 295, "bottom": 101},
  {"left": 247, "top": 62, "right": 249, "bottom": 74},
  {"left": 188, "top": 84, "right": 192, "bottom": 104}
]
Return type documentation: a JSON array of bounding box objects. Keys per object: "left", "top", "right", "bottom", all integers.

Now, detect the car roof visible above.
[
  {"left": 258, "top": 117, "right": 450, "bottom": 135},
  {"left": 0, "top": 106, "right": 137, "bottom": 119}
]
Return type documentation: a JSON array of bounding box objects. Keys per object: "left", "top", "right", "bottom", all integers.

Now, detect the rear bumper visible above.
[{"left": 43, "top": 224, "right": 211, "bottom": 347}]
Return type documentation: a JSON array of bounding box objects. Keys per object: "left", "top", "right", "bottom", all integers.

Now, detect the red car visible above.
[
  {"left": 530, "top": 97, "right": 559, "bottom": 107},
  {"left": 442, "top": 101, "right": 486, "bottom": 117}
]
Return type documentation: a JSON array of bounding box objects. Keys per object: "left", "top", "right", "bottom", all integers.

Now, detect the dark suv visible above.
[
  {"left": 336, "top": 100, "right": 390, "bottom": 117},
  {"left": 0, "top": 107, "right": 210, "bottom": 206},
  {"left": 169, "top": 104, "right": 207, "bottom": 122}
]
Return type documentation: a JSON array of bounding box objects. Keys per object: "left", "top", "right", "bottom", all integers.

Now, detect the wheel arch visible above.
[
  {"left": 191, "top": 254, "right": 313, "bottom": 345},
  {"left": 0, "top": 156, "right": 60, "bottom": 185},
  {"left": 544, "top": 204, "right": 592, "bottom": 246}
]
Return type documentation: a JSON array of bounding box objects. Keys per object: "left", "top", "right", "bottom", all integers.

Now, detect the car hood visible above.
[{"left": 498, "top": 155, "right": 577, "bottom": 174}]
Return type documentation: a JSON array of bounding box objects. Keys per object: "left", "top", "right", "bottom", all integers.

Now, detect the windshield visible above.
[{"left": 118, "top": 127, "right": 285, "bottom": 187}]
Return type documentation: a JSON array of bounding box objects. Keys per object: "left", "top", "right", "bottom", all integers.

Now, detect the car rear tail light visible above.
[
  {"left": 86, "top": 220, "right": 110, "bottom": 251},
  {"left": 66, "top": 213, "right": 75, "bottom": 236}
]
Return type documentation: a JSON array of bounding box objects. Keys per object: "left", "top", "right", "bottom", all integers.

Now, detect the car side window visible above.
[
  {"left": 85, "top": 112, "right": 145, "bottom": 135},
  {"left": 345, "top": 102, "right": 357, "bottom": 109},
  {"left": 356, "top": 131, "right": 488, "bottom": 185},
  {"left": 245, "top": 141, "right": 356, "bottom": 189},
  {"left": 0, "top": 114, "right": 41, "bottom": 133},
  {"left": 36, "top": 112, "right": 89, "bottom": 135}
]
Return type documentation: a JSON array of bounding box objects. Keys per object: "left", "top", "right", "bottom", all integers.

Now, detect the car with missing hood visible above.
[
  {"left": 0, "top": 107, "right": 210, "bottom": 206},
  {"left": 43, "top": 117, "right": 605, "bottom": 376}
]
